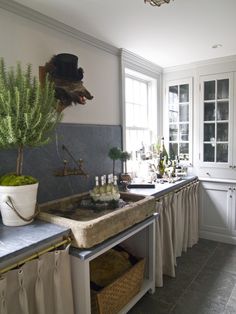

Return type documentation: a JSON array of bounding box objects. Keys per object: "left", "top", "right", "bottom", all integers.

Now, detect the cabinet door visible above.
[
  {"left": 199, "top": 73, "right": 233, "bottom": 168},
  {"left": 200, "top": 182, "right": 232, "bottom": 235},
  {"left": 231, "top": 185, "right": 236, "bottom": 236}
]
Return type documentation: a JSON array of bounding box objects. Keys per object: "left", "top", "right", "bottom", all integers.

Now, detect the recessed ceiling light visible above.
[{"left": 212, "top": 44, "right": 223, "bottom": 49}]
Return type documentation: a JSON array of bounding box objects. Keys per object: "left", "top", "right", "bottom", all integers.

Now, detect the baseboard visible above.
[{"left": 199, "top": 230, "right": 236, "bottom": 245}]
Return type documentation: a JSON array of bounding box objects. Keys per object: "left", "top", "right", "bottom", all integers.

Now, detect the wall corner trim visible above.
[
  {"left": 120, "top": 49, "right": 163, "bottom": 76},
  {"left": 0, "top": 0, "right": 120, "bottom": 56}
]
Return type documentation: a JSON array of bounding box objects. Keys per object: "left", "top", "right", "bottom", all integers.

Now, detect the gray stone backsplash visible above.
[{"left": 0, "top": 123, "right": 122, "bottom": 203}]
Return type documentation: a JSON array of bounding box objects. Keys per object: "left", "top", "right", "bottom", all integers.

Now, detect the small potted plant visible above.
[
  {"left": 0, "top": 58, "right": 61, "bottom": 226},
  {"left": 108, "top": 147, "right": 121, "bottom": 176},
  {"left": 120, "top": 151, "right": 132, "bottom": 186}
]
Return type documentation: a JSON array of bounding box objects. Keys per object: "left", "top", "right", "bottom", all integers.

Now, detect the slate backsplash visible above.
[{"left": 0, "top": 123, "right": 122, "bottom": 203}]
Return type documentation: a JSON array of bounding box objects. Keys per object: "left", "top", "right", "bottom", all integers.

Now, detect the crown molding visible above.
[
  {"left": 0, "top": 0, "right": 119, "bottom": 56},
  {"left": 163, "top": 54, "right": 236, "bottom": 73},
  {"left": 121, "top": 49, "right": 163, "bottom": 76}
]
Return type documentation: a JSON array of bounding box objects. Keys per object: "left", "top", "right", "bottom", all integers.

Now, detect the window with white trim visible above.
[{"left": 124, "top": 68, "right": 157, "bottom": 173}]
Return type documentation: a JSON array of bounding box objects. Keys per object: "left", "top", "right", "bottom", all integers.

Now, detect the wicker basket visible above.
[{"left": 91, "top": 258, "right": 145, "bottom": 314}]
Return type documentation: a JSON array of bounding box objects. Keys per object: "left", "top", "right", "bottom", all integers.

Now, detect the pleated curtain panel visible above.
[
  {"left": 155, "top": 180, "right": 199, "bottom": 287},
  {"left": 0, "top": 247, "right": 74, "bottom": 314}
]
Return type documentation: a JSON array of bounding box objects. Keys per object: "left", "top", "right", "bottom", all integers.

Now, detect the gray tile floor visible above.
[{"left": 128, "top": 239, "right": 236, "bottom": 314}]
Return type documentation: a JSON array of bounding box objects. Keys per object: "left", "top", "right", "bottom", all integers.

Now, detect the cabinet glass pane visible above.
[
  {"left": 204, "top": 81, "right": 215, "bottom": 100},
  {"left": 204, "top": 144, "right": 215, "bottom": 162},
  {"left": 169, "top": 143, "right": 178, "bottom": 160},
  {"left": 204, "top": 102, "right": 215, "bottom": 121},
  {"left": 204, "top": 124, "right": 215, "bottom": 141},
  {"left": 216, "top": 144, "right": 228, "bottom": 162},
  {"left": 179, "top": 84, "right": 189, "bottom": 103},
  {"left": 180, "top": 124, "right": 189, "bottom": 141},
  {"left": 217, "top": 123, "right": 228, "bottom": 141},
  {"left": 217, "top": 79, "right": 229, "bottom": 99},
  {"left": 169, "top": 103, "right": 178, "bottom": 123},
  {"left": 179, "top": 143, "right": 189, "bottom": 160},
  {"left": 217, "top": 101, "right": 229, "bottom": 120},
  {"left": 168, "top": 86, "right": 178, "bottom": 104},
  {"left": 179, "top": 104, "right": 189, "bottom": 122},
  {"left": 169, "top": 124, "right": 178, "bottom": 141}
]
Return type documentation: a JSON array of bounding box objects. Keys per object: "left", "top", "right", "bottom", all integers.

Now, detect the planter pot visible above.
[{"left": 0, "top": 183, "right": 39, "bottom": 226}]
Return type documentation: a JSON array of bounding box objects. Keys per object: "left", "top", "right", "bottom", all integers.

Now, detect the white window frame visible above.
[
  {"left": 164, "top": 78, "right": 193, "bottom": 165},
  {"left": 124, "top": 69, "right": 158, "bottom": 155}
]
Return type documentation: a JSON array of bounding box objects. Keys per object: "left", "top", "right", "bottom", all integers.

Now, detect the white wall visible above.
[{"left": 0, "top": 8, "right": 121, "bottom": 125}]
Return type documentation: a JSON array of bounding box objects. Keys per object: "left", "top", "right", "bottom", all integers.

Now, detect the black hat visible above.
[{"left": 53, "top": 53, "right": 84, "bottom": 81}]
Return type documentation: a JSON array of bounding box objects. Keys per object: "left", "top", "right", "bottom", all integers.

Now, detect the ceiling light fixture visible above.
[
  {"left": 144, "top": 0, "right": 173, "bottom": 7},
  {"left": 212, "top": 44, "right": 223, "bottom": 49}
]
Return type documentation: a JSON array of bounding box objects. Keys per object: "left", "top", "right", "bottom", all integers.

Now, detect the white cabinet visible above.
[
  {"left": 200, "top": 181, "right": 236, "bottom": 244},
  {"left": 199, "top": 73, "right": 234, "bottom": 168}
]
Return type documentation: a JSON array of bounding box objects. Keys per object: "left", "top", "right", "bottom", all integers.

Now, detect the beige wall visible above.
[{"left": 0, "top": 8, "right": 121, "bottom": 125}]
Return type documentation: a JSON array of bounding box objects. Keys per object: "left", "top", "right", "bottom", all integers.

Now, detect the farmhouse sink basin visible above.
[{"left": 38, "top": 192, "right": 156, "bottom": 248}]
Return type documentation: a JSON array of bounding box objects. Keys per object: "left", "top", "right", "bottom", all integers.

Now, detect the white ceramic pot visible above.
[{"left": 0, "top": 183, "right": 39, "bottom": 226}]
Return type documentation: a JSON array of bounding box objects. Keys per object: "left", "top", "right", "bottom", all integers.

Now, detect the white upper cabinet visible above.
[
  {"left": 199, "top": 73, "right": 234, "bottom": 169},
  {"left": 164, "top": 78, "right": 192, "bottom": 164}
]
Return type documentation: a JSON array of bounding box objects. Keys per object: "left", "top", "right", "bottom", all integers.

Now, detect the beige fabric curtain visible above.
[
  {"left": 155, "top": 181, "right": 199, "bottom": 287},
  {"left": 0, "top": 247, "right": 74, "bottom": 314}
]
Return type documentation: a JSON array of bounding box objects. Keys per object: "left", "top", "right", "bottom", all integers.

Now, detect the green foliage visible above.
[
  {"left": 0, "top": 58, "right": 62, "bottom": 180},
  {"left": 120, "top": 151, "right": 131, "bottom": 161},
  {"left": 0, "top": 58, "right": 61, "bottom": 150},
  {"left": 0, "top": 173, "right": 38, "bottom": 186},
  {"left": 108, "top": 147, "right": 122, "bottom": 161}
]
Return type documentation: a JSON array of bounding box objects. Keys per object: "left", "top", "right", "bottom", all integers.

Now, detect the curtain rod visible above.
[
  {"left": 0, "top": 237, "right": 72, "bottom": 275},
  {"left": 156, "top": 179, "right": 199, "bottom": 201}
]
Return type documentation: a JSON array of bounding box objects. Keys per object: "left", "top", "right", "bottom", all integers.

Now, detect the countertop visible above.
[
  {"left": 0, "top": 175, "right": 197, "bottom": 266},
  {"left": 128, "top": 175, "right": 198, "bottom": 198},
  {"left": 0, "top": 219, "right": 70, "bottom": 265}
]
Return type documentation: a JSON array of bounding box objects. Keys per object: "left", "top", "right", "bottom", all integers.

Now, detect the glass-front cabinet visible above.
[
  {"left": 200, "top": 73, "right": 233, "bottom": 167},
  {"left": 166, "top": 78, "right": 192, "bottom": 162}
]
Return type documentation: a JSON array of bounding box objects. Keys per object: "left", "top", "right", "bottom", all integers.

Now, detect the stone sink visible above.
[{"left": 38, "top": 192, "right": 156, "bottom": 248}]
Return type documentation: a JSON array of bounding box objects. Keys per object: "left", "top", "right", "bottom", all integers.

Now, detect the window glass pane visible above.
[
  {"left": 216, "top": 144, "right": 228, "bottom": 162},
  {"left": 204, "top": 144, "right": 215, "bottom": 162},
  {"left": 179, "top": 104, "right": 189, "bottom": 122},
  {"left": 217, "top": 79, "right": 229, "bottom": 99},
  {"left": 168, "top": 86, "right": 178, "bottom": 104},
  {"left": 204, "top": 81, "right": 215, "bottom": 100},
  {"left": 169, "top": 103, "right": 178, "bottom": 123},
  {"left": 179, "top": 84, "right": 189, "bottom": 102},
  {"left": 179, "top": 143, "right": 189, "bottom": 160},
  {"left": 204, "top": 123, "right": 215, "bottom": 141},
  {"left": 140, "top": 82, "right": 147, "bottom": 105},
  {"left": 217, "top": 123, "right": 228, "bottom": 141},
  {"left": 204, "top": 102, "right": 215, "bottom": 121},
  {"left": 125, "top": 103, "right": 134, "bottom": 127},
  {"left": 169, "top": 124, "right": 178, "bottom": 141},
  {"left": 125, "top": 78, "right": 133, "bottom": 103},
  {"left": 169, "top": 143, "right": 178, "bottom": 160},
  {"left": 217, "top": 101, "right": 229, "bottom": 120},
  {"left": 180, "top": 124, "right": 189, "bottom": 141}
]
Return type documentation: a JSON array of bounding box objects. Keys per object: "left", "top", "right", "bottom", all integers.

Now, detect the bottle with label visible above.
[
  {"left": 93, "top": 176, "right": 100, "bottom": 195},
  {"left": 160, "top": 137, "right": 168, "bottom": 161}
]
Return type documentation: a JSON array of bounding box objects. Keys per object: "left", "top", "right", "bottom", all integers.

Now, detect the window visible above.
[
  {"left": 165, "top": 79, "right": 192, "bottom": 163},
  {"left": 123, "top": 68, "right": 158, "bottom": 172}
]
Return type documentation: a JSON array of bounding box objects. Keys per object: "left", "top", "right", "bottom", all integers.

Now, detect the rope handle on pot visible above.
[{"left": 5, "top": 196, "right": 40, "bottom": 222}]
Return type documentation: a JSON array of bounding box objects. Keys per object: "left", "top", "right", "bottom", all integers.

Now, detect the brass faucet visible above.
[{"left": 54, "top": 145, "right": 88, "bottom": 177}]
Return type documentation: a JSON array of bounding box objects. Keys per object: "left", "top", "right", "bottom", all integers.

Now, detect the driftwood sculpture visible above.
[{"left": 40, "top": 53, "right": 93, "bottom": 112}]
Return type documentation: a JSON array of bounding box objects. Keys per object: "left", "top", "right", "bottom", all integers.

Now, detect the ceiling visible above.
[{"left": 14, "top": 0, "right": 236, "bottom": 68}]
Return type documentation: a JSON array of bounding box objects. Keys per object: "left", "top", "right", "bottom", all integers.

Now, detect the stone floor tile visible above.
[{"left": 171, "top": 290, "right": 226, "bottom": 314}]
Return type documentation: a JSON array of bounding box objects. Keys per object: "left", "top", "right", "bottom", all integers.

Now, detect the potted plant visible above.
[
  {"left": 0, "top": 58, "right": 61, "bottom": 226},
  {"left": 108, "top": 147, "right": 121, "bottom": 176},
  {"left": 120, "top": 151, "right": 131, "bottom": 174}
]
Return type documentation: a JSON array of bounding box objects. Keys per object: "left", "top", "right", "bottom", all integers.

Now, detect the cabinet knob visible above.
[
  {"left": 229, "top": 165, "right": 233, "bottom": 168},
  {"left": 230, "top": 195, "right": 232, "bottom": 198},
  {"left": 229, "top": 187, "right": 232, "bottom": 191},
  {"left": 233, "top": 166, "right": 236, "bottom": 169}
]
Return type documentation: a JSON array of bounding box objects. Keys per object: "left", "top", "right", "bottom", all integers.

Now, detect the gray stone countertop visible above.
[
  {"left": 0, "top": 219, "right": 70, "bottom": 265},
  {"left": 128, "top": 175, "right": 198, "bottom": 198}
]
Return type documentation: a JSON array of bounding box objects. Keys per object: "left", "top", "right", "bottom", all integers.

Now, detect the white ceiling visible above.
[{"left": 15, "top": 0, "right": 236, "bottom": 68}]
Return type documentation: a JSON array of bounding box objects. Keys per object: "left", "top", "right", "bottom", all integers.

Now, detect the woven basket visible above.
[{"left": 91, "top": 258, "right": 145, "bottom": 314}]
